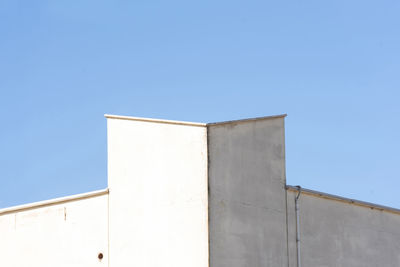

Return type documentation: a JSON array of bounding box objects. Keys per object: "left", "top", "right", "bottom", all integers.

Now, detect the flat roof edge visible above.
[
  {"left": 286, "top": 185, "right": 400, "bottom": 216},
  {"left": 105, "top": 114, "right": 287, "bottom": 127},
  {"left": 0, "top": 188, "right": 109, "bottom": 216},
  {"left": 104, "top": 114, "right": 206, "bottom": 127},
  {"left": 207, "top": 114, "right": 287, "bottom": 126}
]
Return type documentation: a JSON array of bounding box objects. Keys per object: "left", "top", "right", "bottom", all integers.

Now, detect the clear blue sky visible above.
[{"left": 1, "top": 1, "right": 399, "bottom": 209}]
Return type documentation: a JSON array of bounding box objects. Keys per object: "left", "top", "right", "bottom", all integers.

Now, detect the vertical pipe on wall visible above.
[{"left": 295, "top": 186, "right": 302, "bottom": 267}]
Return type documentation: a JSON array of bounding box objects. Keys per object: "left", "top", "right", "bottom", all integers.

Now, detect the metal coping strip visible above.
[
  {"left": 207, "top": 114, "right": 287, "bottom": 126},
  {"left": 0, "top": 188, "right": 109, "bottom": 216},
  {"left": 104, "top": 114, "right": 206, "bottom": 127},
  {"left": 105, "top": 114, "right": 287, "bottom": 127},
  {"left": 286, "top": 185, "right": 400, "bottom": 215}
]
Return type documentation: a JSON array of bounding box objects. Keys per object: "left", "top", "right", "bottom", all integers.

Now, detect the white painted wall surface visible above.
[
  {"left": 107, "top": 117, "right": 208, "bottom": 267},
  {"left": 0, "top": 194, "right": 108, "bottom": 267}
]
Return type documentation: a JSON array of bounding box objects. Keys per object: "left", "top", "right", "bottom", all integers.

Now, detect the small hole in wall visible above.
[{"left": 98, "top": 253, "right": 104, "bottom": 260}]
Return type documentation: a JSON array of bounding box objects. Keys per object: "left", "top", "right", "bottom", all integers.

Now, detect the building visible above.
[{"left": 1, "top": 114, "right": 399, "bottom": 267}]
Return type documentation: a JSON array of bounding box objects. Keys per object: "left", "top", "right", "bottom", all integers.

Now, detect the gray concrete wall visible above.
[
  {"left": 208, "top": 116, "right": 288, "bottom": 267},
  {"left": 287, "top": 190, "right": 400, "bottom": 267}
]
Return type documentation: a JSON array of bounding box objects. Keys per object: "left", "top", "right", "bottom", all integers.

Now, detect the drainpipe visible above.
[{"left": 295, "top": 186, "right": 302, "bottom": 267}]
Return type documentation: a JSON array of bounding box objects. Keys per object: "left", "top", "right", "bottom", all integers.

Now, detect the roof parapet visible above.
[
  {"left": 105, "top": 114, "right": 287, "bottom": 127},
  {"left": 104, "top": 114, "right": 206, "bottom": 127},
  {"left": 207, "top": 114, "right": 287, "bottom": 126},
  {"left": 0, "top": 188, "right": 109, "bottom": 216},
  {"left": 286, "top": 185, "right": 400, "bottom": 216}
]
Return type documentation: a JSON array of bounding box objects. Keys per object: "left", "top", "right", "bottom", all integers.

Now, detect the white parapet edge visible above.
[
  {"left": 104, "top": 114, "right": 206, "bottom": 127},
  {"left": 0, "top": 188, "right": 109, "bottom": 216},
  {"left": 105, "top": 114, "right": 287, "bottom": 127}
]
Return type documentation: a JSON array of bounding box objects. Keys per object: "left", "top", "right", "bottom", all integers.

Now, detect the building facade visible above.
[{"left": 1, "top": 114, "right": 399, "bottom": 267}]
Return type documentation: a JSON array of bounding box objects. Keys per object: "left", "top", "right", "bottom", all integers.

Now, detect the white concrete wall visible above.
[
  {"left": 106, "top": 116, "right": 208, "bottom": 267},
  {"left": 0, "top": 193, "right": 108, "bottom": 267},
  {"left": 287, "top": 190, "right": 400, "bottom": 267}
]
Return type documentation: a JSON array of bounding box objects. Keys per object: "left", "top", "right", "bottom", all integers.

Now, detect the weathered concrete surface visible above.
[
  {"left": 0, "top": 194, "right": 108, "bottom": 267},
  {"left": 107, "top": 117, "right": 209, "bottom": 267},
  {"left": 287, "top": 190, "right": 400, "bottom": 267},
  {"left": 208, "top": 116, "right": 288, "bottom": 267}
]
